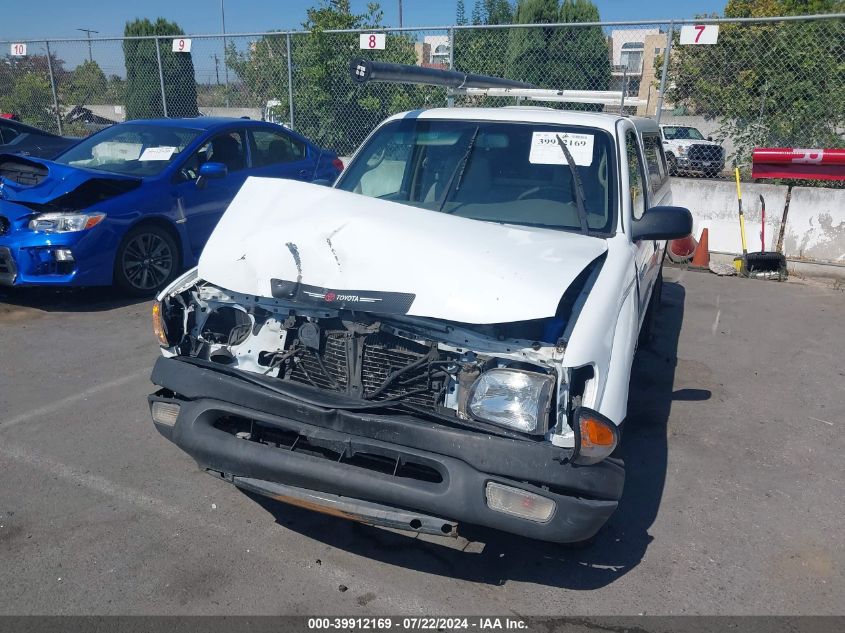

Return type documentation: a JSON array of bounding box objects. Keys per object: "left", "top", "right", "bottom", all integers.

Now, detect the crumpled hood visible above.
[
  {"left": 198, "top": 178, "right": 608, "bottom": 324},
  {"left": 0, "top": 154, "right": 140, "bottom": 219}
]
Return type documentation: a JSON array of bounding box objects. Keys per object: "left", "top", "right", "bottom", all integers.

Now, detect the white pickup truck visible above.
[
  {"left": 660, "top": 124, "right": 725, "bottom": 178},
  {"left": 147, "top": 66, "right": 691, "bottom": 544}
]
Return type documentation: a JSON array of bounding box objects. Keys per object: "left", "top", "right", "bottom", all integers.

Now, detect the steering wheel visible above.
[{"left": 517, "top": 186, "right": 571, "bottom": 201}]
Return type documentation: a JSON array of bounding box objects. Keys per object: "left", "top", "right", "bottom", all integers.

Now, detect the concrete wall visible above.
[
  {"left": 670, "top": 178, "right": 845, "bottom": 264},
  {"left": 782, "top": 187, "right": 845, "bottom": 263},
  {"left": 670, "top": 177, "right": 788, "bottom": 254}
]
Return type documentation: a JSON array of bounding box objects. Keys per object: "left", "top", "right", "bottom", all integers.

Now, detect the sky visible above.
[{"left": 2, "top": 0, "right": 728, "bottom": 41}]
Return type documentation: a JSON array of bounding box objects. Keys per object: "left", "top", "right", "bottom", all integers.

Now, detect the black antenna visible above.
[{"left": 349, "top": 58, "right": 536, "bottom": 90}]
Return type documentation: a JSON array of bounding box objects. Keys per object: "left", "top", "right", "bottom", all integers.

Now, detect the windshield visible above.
[
  {"left": 336, "top": 119, "right": 616, "bottom": 234},
  {"left": 662, "top": 126, "right": 705, "bottom": 141},
  {"left": 54, "top": 124, "right": 200, "bottom": 176}
]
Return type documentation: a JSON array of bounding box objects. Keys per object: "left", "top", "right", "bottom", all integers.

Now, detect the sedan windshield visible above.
[
  {"left": 336, "top": 119, "right": 616, "bottom": 234},
  {"left": 663, "top": 126, "right": 705, "bottom": 141},
  {"left": 54, "top": 124, "right": 200, "bottom": 176}
]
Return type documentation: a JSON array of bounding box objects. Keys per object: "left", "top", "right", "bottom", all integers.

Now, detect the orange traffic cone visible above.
[
  {"left": 690, "top": 228, "right": 710, "bottom": 269},
  {"left": 667, "top": 234, "right": 698, "bottom": 263}
]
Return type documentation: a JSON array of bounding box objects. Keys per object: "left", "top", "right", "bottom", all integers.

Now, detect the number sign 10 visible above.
[{"left": 10, "top": 43, "right": 27, "bottom": 57}]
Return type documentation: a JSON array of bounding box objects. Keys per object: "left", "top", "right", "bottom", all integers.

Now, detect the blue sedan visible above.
[{"left": 0, "top": 117, "right": 342, "bottom": 294}]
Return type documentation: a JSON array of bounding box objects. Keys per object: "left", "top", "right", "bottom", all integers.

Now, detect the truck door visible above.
[{"left": 625, "top": 129, "right": 657, "bottom": 328}]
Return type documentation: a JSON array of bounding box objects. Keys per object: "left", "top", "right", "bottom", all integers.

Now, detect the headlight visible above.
[
  {"left": 677, "top": 146, "right": 687, "bottom": 156},
  {"left": 28, "top": 212, "right": 106, "bottom": 233},
  {"left": 572, "top": 407, "right": 619, "bottom": 465},
  {"left": 467, "top": 368, "right": 554, "bottom": 434}
]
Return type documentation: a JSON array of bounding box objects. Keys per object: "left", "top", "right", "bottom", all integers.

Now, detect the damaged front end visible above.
[{"left": 149, "top": 269, "right": 624, "bottom": 543}]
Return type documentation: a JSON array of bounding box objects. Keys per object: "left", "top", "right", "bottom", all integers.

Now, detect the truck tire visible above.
[{"left": 666, "top": 154, "right": 678, "bottom": 176}]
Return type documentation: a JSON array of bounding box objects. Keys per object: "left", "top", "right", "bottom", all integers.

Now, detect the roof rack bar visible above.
[
  {"left": 350, "top": 58, "right": 535, "bottom": 90},
  {"left": 456, "top": 87, "right": 645, "bottom": 107}
]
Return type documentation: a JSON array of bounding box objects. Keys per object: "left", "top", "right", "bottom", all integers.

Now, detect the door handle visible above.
[{"left": 298, "top": 169, "right": 310, "bottom": 179}]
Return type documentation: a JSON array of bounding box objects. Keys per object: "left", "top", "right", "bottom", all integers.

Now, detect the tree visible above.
[
  {"left": 0, "top": 53, "right": 67, "bottom": 131},
  {"left": 123, "top": 18, "right": 199, "bottom": 119},
  {"left": 664, "top": 0, "right": 845, "bottom": 166},
  {"left": 64, "top": 60, "right": 108, "bottom": 105},
  {"left": 226, "top": 0, "right": 436, "bottom": 154},
  {"left": 0, "top": 72, "right": 56, "bottom": 130},
  {"left": 506, "top": 0, "right": 609, "bottom": 102},
  {"left": 453, "top": 0, "right": 514, "bottom": 80},
  {"left": 457, "top": 0, "right": 467, "bottom": 25}
]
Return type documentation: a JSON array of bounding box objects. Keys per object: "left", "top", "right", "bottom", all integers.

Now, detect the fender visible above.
[{"left": 562, "top": 234, "right": 638, "bottom": 425}]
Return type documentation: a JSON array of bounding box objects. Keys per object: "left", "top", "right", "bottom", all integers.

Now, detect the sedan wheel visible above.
[{"left": 115, "top": 226, "right": 178, "bottom": 295}]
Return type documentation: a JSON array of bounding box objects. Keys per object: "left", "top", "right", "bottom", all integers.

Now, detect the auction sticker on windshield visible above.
[
  {"left": 139, "top": 146, "right": 177, "bottom": 161},
  {"left": 529, "top": 131, "right": 593, "bottom": 166}
]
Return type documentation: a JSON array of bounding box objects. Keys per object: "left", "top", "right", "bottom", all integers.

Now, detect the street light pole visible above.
[
  {"left": 77, "top": 28, "right": 99, "bottom": 62},
  {"left": 398, "top": 0, "right": 403, "bottom": 27},
  {"left": 221, "top": 0, "right": 230, "bottom": 106}
]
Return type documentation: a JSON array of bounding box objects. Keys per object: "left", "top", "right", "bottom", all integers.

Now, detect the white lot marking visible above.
[
  {"left": 808, "top": 416, "right": 835, "bottom": 426},
  {"left": 0, "top": 369, "right": 149, "bottom": 430},
  {"left": 711, "top": 294, "right": 721, "bottom": 336},
  {"left": 0, "top": 440, "right": 230, "bottom": 532}
]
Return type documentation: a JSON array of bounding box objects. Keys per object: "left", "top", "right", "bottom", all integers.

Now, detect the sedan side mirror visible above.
[
  {"left": 199, "top": 161, "right": 228, "bottom": 179},
  {"left": 631, "top": 205, "right": 693, "bottom": 242},
  {"left": 196, "top": 161, "right": 228, "bottom": 189}
]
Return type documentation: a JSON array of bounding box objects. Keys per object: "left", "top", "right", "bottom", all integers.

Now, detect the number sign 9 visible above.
[{"left": 171, "top": 38, "right": 192, "bottom": 53}]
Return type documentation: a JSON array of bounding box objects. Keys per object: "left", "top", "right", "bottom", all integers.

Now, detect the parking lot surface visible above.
[{"left": 0, "top": 269, "right": 843, "bottom": 615}]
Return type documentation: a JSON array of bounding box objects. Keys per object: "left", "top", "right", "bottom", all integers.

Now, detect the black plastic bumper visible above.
[{"left": 149, "top": 356, "right": 624, "bottom": 543}]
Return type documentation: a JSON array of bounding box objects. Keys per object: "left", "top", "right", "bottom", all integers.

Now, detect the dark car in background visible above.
[
  {"left": 0, "top": 118, "right": 79, "bottom": 159},
  {"left": 0, "top": 117, "right": 343, "bottom": 295}
]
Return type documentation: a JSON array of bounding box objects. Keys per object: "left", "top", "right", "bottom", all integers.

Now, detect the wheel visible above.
[
  {"left": 666, "top": 154, "right": 678, "bottom": 176},
  {"left": 114, "top": 224, "right": 179, "bottom": 296},
  {"left": 638, "top": 268, "right": 663, "bottom": 348}
]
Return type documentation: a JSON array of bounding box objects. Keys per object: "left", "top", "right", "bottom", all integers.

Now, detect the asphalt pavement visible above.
[{"left": 0, "top": 269, "right": 843, "bottom": 615}]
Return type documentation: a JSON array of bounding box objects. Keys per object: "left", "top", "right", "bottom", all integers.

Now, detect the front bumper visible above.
[
  {"left": 676, "top": 156, "right": 724, "bottom": 172},
  {"left": 149, "top": 356, "right": 624, "bottom": 543},
  {"left": 0, "top": 231, "right": 114, "bottom": 287}
]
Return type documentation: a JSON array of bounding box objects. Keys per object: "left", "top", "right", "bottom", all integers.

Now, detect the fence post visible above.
[
  {"left": 656, "top": 21, "right": 674, "bottom": 125},
  {"left": 154, "top": 36, "right": 169, "bottom": 118},
  {"left": 286, "top": 32, "right": 295, "bottom": 130},
  {"left": 44, "top": 41, "right": 63, "bottom": 135},
  {"left": 447, "top": 27, "right": 455, "bottom": 108}
]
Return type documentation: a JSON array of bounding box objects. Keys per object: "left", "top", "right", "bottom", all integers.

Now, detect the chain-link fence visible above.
[{"left": 1, "top": 14, "right": 843, "bottom": 176}]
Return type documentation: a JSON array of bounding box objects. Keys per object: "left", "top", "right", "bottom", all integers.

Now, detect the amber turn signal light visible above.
[
  {"left": 573, "top": 407, "right": 619, "bottom": 465},
  {"left": 152, "top": 302, "right": 169, "bottom": 346}
]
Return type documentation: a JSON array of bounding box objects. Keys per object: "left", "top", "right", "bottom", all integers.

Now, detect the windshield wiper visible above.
[
  {"left": 556, "top": 135, "right": 590, "bottom": 235},
  {"left": 438, "top": 126, "right": 479, "bottom": 212}
]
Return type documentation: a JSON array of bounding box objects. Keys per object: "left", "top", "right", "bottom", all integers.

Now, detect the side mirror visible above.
[
  {"left": 707, "top": 136, "right": 713, "bottom": 141},
  {"left": 631, "top": 205, "right": 693, "bottom": 242},
  {"left": 199, "top": 162, "right": 228, "bottom": 179},
  {"left": 196, "top": 161, "right": 227, "bottom": 189}
]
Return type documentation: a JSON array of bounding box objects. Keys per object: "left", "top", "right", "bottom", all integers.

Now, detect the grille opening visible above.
[{"left": 213, "top": 414, "right": 444, "bottom": 484}]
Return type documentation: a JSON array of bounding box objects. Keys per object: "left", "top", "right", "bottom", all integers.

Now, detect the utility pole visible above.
[
  {"left": 77, "top": 28, "right": 98, "bottom": 62},
  {"left": 221, "top": 0, "right": 230, "bottom": 106},
  {"left": 212, "top": 54, "right": 220, "bottom": 85},
  {"left": 398, "top": 0, "right": 403, "bottom": 27}
]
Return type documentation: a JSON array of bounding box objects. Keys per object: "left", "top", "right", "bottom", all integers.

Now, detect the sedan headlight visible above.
[
  {"left": 468, "top": 368, "right": 555, "bottom": 434},
  {"left": 28, "top": 212, "right": 106, "bottom": 233}
]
